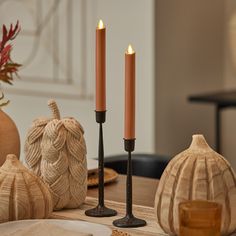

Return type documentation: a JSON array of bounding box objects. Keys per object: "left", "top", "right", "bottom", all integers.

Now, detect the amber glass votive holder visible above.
[{"left": 179, "top": 200, "right": 222, "bottom": 236}]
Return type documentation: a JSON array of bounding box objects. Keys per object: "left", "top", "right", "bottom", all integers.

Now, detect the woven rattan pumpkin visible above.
[
  {"left": 0, "top": 154, "right": 53, "bottom": 223},
  {"left": 155, "top": 134, "right": 236, "bottom": 236},
  {"left": 24, "top": 100, "right": 87, "bottom": 210}
]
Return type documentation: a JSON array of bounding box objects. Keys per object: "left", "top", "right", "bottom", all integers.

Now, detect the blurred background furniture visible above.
[
  {"left": 189, "top": 90, "right": 236, "bottom": 154},
  {"left": 104, "top": 153, "right": 171, "bottom": 179}
]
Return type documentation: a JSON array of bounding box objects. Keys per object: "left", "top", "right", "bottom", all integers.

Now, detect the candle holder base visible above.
[
  {"left": 112, "top": 139, "right": 146, "bottom": 228},
  {"left": 85, "top": 205, "right": 117, "bottom": 217},
  {"left": 113, "top": 215, "right": 147, "bottom": 228},
  {"left": 85, "top": 110, "right": 117, "bottom": 217}
]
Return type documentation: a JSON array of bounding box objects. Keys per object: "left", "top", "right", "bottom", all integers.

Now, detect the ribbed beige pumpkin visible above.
[
  {"left": 0, "top": 154, "right": 53, "bottom": 223},
  {"left": 0, "top": 109, "right": 20, "bottom": 166},
  {"left": 24, "top": 100, "right": 87, "bottom": 210},
  {"left": 154, "top": 134, "right": 236, "bottom": 236}
]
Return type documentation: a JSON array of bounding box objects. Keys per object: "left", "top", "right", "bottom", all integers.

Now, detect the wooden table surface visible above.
[
  {"left": 52, "top": 174, "right": 165, "bottom": 236},
  {"left": 87, "top": 175, "right": 159, "bottom": 207}
]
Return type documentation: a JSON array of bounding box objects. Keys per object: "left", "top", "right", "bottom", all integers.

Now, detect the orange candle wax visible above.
[
  {"left": 124, "top": 45, "right": 136, "bottom": 140},
  {"left": 96, "top": 20, "right": 106, "bottom": 111}
]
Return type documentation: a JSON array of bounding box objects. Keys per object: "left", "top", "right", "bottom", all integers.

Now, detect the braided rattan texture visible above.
[{"left": 25, "top": 100, "right": 87, "bottom": 210}]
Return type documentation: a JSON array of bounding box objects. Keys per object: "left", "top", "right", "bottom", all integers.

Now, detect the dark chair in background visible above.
[{"left": 104, "top": 153, "right": 171, "bottom": 179}]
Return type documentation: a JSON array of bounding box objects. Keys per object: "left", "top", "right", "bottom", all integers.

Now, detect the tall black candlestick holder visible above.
[
  {"left": 85, "top": 111, "right": 117, "bottom": 217},
  {"left": 113, "top": 139, "right": 146, "bottom": 227}
]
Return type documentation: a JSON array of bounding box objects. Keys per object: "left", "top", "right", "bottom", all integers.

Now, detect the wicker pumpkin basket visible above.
[
  {"left": 24, "top": 100, "right": 87, "bottom": 210},
  {"left": 0, "top": 154, "right": 53, "bottom": 222}
]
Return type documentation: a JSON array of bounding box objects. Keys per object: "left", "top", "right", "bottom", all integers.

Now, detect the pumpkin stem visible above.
[
  {"left": 5, "top": 154, "right": 19, "bottom": 166},
  {"left": 6, "top": 154, "right": 17, "bottom": 161},
  {"left": 48, "top": 99, "right": 61, "bottom": 120},
  {"left": 190, "top": 134, "right": 211, "bottom": 151}
]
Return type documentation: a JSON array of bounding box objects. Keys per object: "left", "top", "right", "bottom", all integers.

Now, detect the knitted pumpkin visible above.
[
  {"left": 0, "top": 154, "right": 53, "bottom": 223},
  {"left": 154, "top": 134, "right": 236, "bottom": 236},
  {"left": 24, "top": 100, "right": 87, "bottom": 210}
]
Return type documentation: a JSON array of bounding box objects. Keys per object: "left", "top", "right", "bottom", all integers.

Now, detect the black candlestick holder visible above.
[
  {"left": 113, "top": 139, "right": 146, "bottom": 227},
  {"left": 85, "top": 111, "right": 117, "bottom": 217}
]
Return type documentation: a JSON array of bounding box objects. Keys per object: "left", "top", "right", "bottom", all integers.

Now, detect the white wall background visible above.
[
  {"left": 222, "top": 0, "right": 236, "bottom": 169},
  {"left": 3, "top": 0, "right": 236, "bottom": 170},
  {"left": 155, "top": 0, "right": 236, "bottom": 171},
  {"left": 155, "top": 0, "right": 224, "bottom": 156},
  {"left": 1, "top": 0, "right": 156, "bottom": 160}
]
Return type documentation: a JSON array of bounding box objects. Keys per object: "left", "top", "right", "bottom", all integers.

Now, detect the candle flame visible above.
[
  {"left": 98, "top": 19, "right": 105, "bottom": 29},
  {"left": 127, "top": 44, "right": 135, "bottom": 54}
]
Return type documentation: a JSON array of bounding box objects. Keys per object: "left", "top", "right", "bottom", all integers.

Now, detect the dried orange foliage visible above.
[
  {"left": 0, "top": 21, "right": 21, "bottom": 85},
  {"left": 0, "top": 21, "right": 21, "bottom": 107}
]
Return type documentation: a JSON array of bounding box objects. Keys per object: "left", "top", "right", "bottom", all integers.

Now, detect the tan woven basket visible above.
[{"left": 88, "top": 168, "right": 118, "bottom": 187}]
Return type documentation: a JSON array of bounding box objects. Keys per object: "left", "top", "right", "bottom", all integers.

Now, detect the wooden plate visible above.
[{"left": 88, "top": 168, "right": 118, "bottom": 187}]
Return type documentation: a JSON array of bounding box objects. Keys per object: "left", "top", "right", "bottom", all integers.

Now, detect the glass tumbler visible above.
[{"left": 179, "top": 200, "right": 222, "bottom": 236}]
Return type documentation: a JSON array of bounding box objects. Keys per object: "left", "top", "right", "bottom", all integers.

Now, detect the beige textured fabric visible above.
[{"left": 24, "top": 100, "right": 87, "bottom": 210}]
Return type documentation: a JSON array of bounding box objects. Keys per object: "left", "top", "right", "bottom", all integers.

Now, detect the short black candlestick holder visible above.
[
  {"left": 113, "top": 139, "right": 146, "bottom": 227},
  {"left": 85, "top": 111, "right": 117, "bottom": 217}
]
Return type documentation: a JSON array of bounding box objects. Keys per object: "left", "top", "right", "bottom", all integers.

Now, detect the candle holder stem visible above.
[
  {"left": 113, "top": 139, "right": 146, "bottom": 228},
  {"left": 85, "top": 111, "right": 117, "bottom": 217},
  {"left": 127, "top": 150, "right": 132, "bottom": 217},
  {"left": 98, "top": 122, "right": 104, "bottom": 207}
]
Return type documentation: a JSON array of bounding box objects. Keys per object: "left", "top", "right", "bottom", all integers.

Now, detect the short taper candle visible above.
[
  {"left": 125, "top": 44, "right": 135, "bottom": 139},
  {"left": 96, "top": 20, "right": 106, "bottom": 111}
]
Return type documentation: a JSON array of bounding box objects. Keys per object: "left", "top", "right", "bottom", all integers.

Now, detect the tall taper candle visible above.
[
  {"left": 96, "top": 20, "right": 106, "bottom": 111},
  {"left": 125, "top": 44, "right": 135, "bottom": 140}
]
